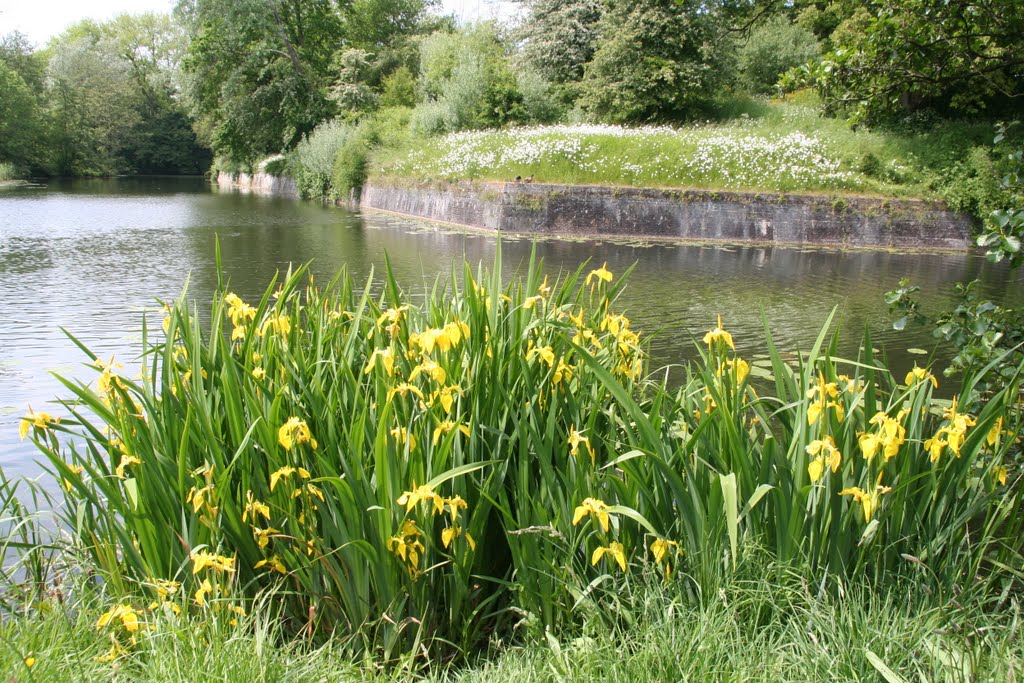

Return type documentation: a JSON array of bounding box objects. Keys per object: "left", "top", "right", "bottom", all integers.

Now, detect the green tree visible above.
[
  {"left": 738, "top": 15, "right": 820, "bottom": 95},
  {"left": 0, "top": 61, "right": 48, "bottom": 173},
  {"left": 45, "top": 31, "right": 142, "bottom": 175},
  {"left": 513, "top": 0, "right": 602, "bottom": 86},
  {"left": 102, "top": 13, "right": 211, "bottom": 174},
  {"left": 815, "top": 0, "right": 1024, "bottom": 122},
  {"left": 346, "top": 0, "right": 436, "bottom": 50},
  {"left": 579, "top": 0, "right": 733, "bottom": 124},
  {"left": 177, "top": 0, "right": 344, "bottom": 164},
  {"left": 0, "top": 31, "right": 47, "bottom": 90}
]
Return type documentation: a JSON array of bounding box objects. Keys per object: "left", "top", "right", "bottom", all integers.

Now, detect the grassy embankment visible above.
[
  {"left": 369, "top": 95, "right": 999, "bottom": 209},
  {"left": 3, "top": 565, "right": 1021, "bottom": 681},
  {"left": 3, "top": 252, "right": 1021, "bottom": 680}
]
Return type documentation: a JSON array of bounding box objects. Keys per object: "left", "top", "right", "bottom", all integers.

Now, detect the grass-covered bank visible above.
[
  {"left": 3, "top": 247, "right": 1021, "bottom": 678},
  {"left": 372, "top": 98, "right": 995, "bottom": 200},
  {"left": 274, "top": 95, "right": 1012, "bottom": 227},
  {"left": 3, "top": 563, "right": 1021, "bottom": 681}
]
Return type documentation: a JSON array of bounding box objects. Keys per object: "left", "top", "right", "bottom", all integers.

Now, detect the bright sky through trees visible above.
[{"left": 1, "top": 0, "right": 518, "bottom": 45}]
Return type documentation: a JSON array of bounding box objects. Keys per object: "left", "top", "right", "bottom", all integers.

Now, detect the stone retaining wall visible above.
[
  {"left": 216, "top": 172, "right": 299, "bottom": 198},
  {"left": 361, "top": 179, "right": 971, "bottom": 250}
]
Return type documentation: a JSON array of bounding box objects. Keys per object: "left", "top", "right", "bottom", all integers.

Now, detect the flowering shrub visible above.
[{"left": 18, "top": 251, "right": 1021, "bottom": 662}]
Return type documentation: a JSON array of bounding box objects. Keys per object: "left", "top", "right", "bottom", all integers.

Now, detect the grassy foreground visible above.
[{"left": 3, "top": 565, "right": 1022, "bottom": 682}]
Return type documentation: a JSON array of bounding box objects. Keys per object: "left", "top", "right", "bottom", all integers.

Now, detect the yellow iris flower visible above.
[
  {"left": 194, "top": 578, "right": 213, "bottom": 606},
  {"left": 441, "top": 525, "right": 476, "bottom": 551},
  {"left": 585, "top": 262, "right": 614, "bottom": 287},
  {"left": 806, "top": 436, "right": 842, "bottom": 482},
  {"left": 224, "top": 293, "right": 257, "bottom": 328},
  {"left": 255, "top": 556, "right": 287, "bottom": 574},
  {"left": 568, "top": 426, "right": 596, "bottom": 463},
  {"left": 278, "top": 417, "right": 318, "bottom": 451},
  {"left": 591, "top": 541, "right": 627, "bottom": 571},
  {"left": 96, "top": 604, "right": 141, "bottom": 633},
  {"left": 409, "top": 358, "right": 446, "bottom": 384},
  {"left": 703, "top": 315, "right": 735, "bottom": 350},
  {"left": 115, "top": 454, "right": 141, "bottom": 479},
  {"left": 19, "top": 410, "right": 60, "bottom": 440},
  {"left": 269, "top": 465, "right": 310, "bottom": 491},
  {"left": 386, "top": 520, "right": 425, "bottom": 569},
  {"left": 526, "top": 345, "right": 555, "bottom": 367},
  {"left": 432, "top": 385, "right": 462, "bottom": 413},
  {"left": 190, "top": 549, "right": 236, "bottom": 574},
  {"left": 839, "top": 473, "right": 892, "bottom": 523},
  {"left": 433, "top": 420, "right": 471, "bottom": 445},
  {"left": 806, "top": 373, "right": 844, "bottom": 425},
  {"left": 858, "top": 411, "right": 907, "bottom": 461},
  {"left": 572, "top": 497, "right": 613, "bottom": 533},
  {"left": 252, "top": 526, "right": 280, "bottom": 550},
  {"left": 390, "top": 426, "right": 418, "bottom": 452},
  {"left": 905, "top": 365, "right": 939, "bottom": 389},
  {"left": 397, "top": 484, "right": 444, "bottom": 514},
  {"left": 363, "top": 348, "right": 395, "bottom": 376}
]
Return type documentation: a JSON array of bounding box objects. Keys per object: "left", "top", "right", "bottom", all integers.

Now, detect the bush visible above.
[
  {"left": 330, "top": 133, "right": 369, "bottom": 200},
  {"left": 380, "top": 66, "right": 417, "bottom": 109},
  {"left": 933, "top": 146, "right": 1012, "bottom": 223},
  {"left": 411, "top": 24, "right": 535, "bottom": 135},
  {"left": 290, "top": 120, "right": 354, "bottom": 200},
  {"left": 738, "top": 16, "right": 820, "bottom": 95},
  {"left": 0, "top": 161, "right": 18, "bottom": 181}
]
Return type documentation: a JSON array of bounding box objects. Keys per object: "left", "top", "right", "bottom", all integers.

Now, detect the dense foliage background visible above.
[{"left": 1, "top": 0, "right": 1020, "bottom": 211}]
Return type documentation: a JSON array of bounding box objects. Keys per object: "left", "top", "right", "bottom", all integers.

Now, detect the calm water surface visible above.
[{"left": 2, "top": 177, "right": 1021, "bottom": 479}]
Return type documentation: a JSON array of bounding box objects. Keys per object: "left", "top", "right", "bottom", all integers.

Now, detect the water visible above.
[{"left": 2, "top": 177, "right": 1021, "bottom": 480}]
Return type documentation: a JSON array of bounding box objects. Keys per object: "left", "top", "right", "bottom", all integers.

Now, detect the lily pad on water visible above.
[{"left": 906, "top": 348, "right": 928, "bottom": 355}]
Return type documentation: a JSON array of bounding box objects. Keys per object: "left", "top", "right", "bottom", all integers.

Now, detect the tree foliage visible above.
[
  {"left": 579, "top": 0, "right": 733, "bottom": 124},
  {"left": 815, "top": 0, "right": 1024, "bottom": 122},
  {"left": 177, "top": 0, "right": 344, "bottom": 164},
  {"left": 513, "top": 0, "right": 602, "bottom": 86},
  {"left": 738, "top": 15, "right": 820, "bottom": 95}
]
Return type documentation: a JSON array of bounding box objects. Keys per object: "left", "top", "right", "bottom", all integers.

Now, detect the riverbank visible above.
[
  {"left": 214, "top": 171, "right": 970, "bottom": 249},
  {"left": 361, "top": 178, "right": 970, "bottom": 249}
]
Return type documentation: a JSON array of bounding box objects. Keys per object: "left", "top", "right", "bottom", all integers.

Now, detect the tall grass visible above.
[
  {"left": 15, "top": 247, "right": 1022, "bottom": 663},
  {"left": 2, "top": 562, "right": 1020, "bottom": 680}
]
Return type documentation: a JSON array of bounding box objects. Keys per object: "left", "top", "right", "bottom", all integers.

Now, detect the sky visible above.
[{"left": 0, "top": 0, "right": 520, "bottom": 47}]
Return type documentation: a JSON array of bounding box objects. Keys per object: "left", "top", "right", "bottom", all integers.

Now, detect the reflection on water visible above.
[{"left": 1, "top": 177, "right": 1021, "bottom": 479}]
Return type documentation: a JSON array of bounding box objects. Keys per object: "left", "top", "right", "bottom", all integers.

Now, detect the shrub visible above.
[
  {"left": 933, "top": 146, "right": 1011, "bottom": 224},
  {"left": 331, "top": 133, "right": 369, "bottom": 200},
  {"left": 738, "top": 16, "right": 821, "bottom": 95},
  {"left": 380, "top": 66, "right": 417, "bottom": 109},
  {"left": 291, "top": 120, "right": 354, "bottom": 200},
  {"left": 412, "top": 24, "right": 534, "bottom": 135},
  {"left": 0, "top": 161, "right": 18, "bottom": 181}
]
